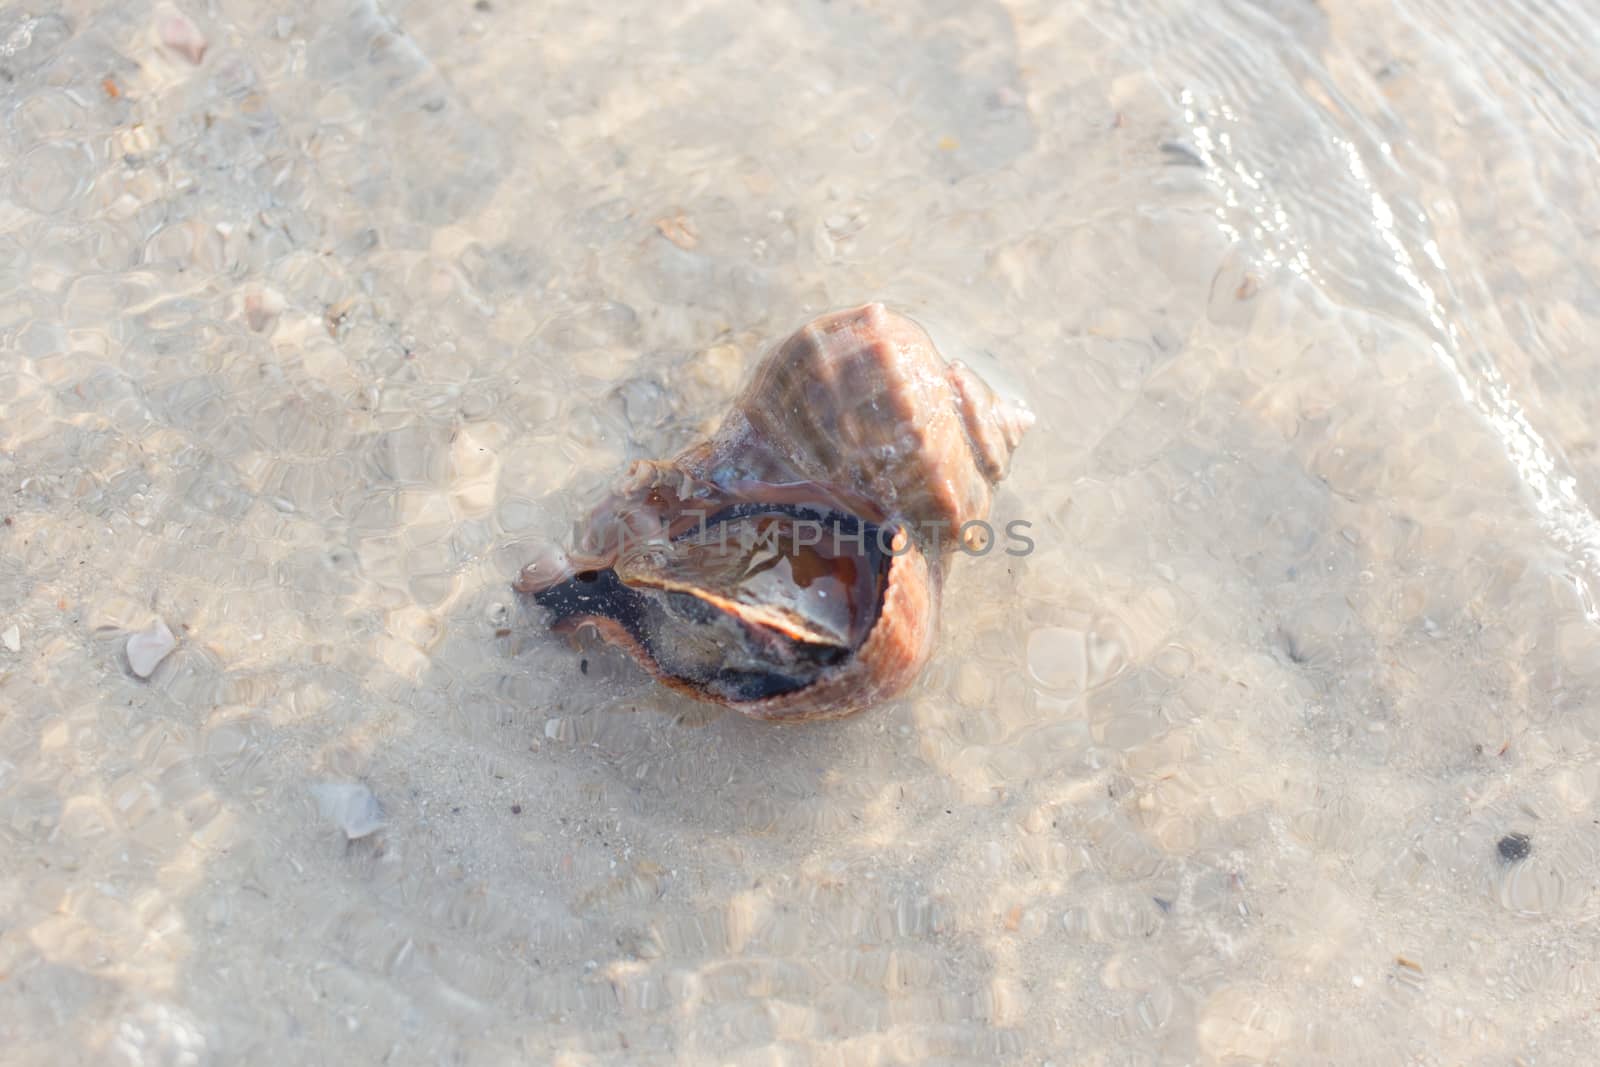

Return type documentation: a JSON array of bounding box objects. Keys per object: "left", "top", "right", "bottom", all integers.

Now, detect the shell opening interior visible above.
[{"left": 530, "top": 504, "right": 894, "bottom": 704}]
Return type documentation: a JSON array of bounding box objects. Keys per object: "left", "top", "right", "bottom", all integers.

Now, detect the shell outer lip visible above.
[{"left": 730, "top": 542, "right": 937, "bottom": 722}]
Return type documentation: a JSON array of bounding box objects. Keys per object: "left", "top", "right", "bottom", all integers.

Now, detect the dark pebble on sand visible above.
[{"left": 1497, "top": 832, "right": 1531, "bottom": 862}]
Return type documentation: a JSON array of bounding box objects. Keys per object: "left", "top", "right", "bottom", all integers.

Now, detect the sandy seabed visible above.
[{"left": 3, "top": 0, "right": 1600, "bottom": 1063}]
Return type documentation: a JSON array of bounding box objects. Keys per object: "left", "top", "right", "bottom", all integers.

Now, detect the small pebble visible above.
[
  {"left": 1497, "top": 832, "right": 1531, "bottom": 863},
  {"left": 1, "top": 624, "right": 18, "bottom": 653},
  {"left": 310, "top": 782, "right": 386, "bottom": 840},
  {"left": 157, "top": 6, "right": 208, "bottom": 65},
  {"left": 244, "top": 287, "right": 285, "bottom": 333},
  {"left": 126, "top": 618, "right": 177, "bottom": 678}
]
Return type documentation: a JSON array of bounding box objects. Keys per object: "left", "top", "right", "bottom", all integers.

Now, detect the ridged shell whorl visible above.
[
  {"left": 687, "top": 303, "right": 1029, "bottom": 535},
  {"left": 517, "top": 303, "right": 1033, "bottom": 721}
]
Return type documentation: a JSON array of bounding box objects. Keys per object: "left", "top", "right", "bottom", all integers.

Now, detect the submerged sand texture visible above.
[{"left": 3, "top": 0, "right": 1599, "bottom": 1063}]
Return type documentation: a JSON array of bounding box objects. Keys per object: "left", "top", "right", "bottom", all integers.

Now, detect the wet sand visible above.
[{"left": 3, "top": 0, "right": 1600, "bottom": 1062}]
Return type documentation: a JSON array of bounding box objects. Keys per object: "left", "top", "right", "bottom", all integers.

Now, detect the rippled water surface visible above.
[{"left": 4, "top": 0, "right": 1600, "bottom": 1062}]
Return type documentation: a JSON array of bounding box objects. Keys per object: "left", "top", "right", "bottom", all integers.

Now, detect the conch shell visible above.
[{"left": 517, "top": 303, "right": 1033, "bottom": 721}]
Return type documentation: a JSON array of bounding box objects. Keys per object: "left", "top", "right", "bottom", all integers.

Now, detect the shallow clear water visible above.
[{"left": 4, "top": 0, "right": 1600, "bottom": 1062}]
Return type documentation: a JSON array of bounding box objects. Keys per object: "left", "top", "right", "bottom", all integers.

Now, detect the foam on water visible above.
[{"left": 3, "top": 0, "right": 1600, "bottom": 1062}]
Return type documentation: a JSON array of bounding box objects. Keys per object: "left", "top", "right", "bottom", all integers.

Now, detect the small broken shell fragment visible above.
[
  {"left": 519, "top": 303, "right": 1032, "bottom": 721},
  {"left": 310, "top": 782, "right": 386, "bottom": 840},
  {"left": 126, "top": 618, "right": 177, "bottom": 678}
]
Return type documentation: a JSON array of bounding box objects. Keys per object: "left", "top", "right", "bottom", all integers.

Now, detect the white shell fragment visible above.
[
  {"left": 310, "top": 782, "right": 386, "bottom": 840},
  {"left": 126, "top": 618, "right": 177, "bottom": 678},
  {"left": 1, "top": 624, "right": 18, "bottom": 653}
]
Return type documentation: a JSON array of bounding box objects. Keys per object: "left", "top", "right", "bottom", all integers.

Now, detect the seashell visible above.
[{"left": 517, "top": 302, "right": 1033, "bottom": 721}]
